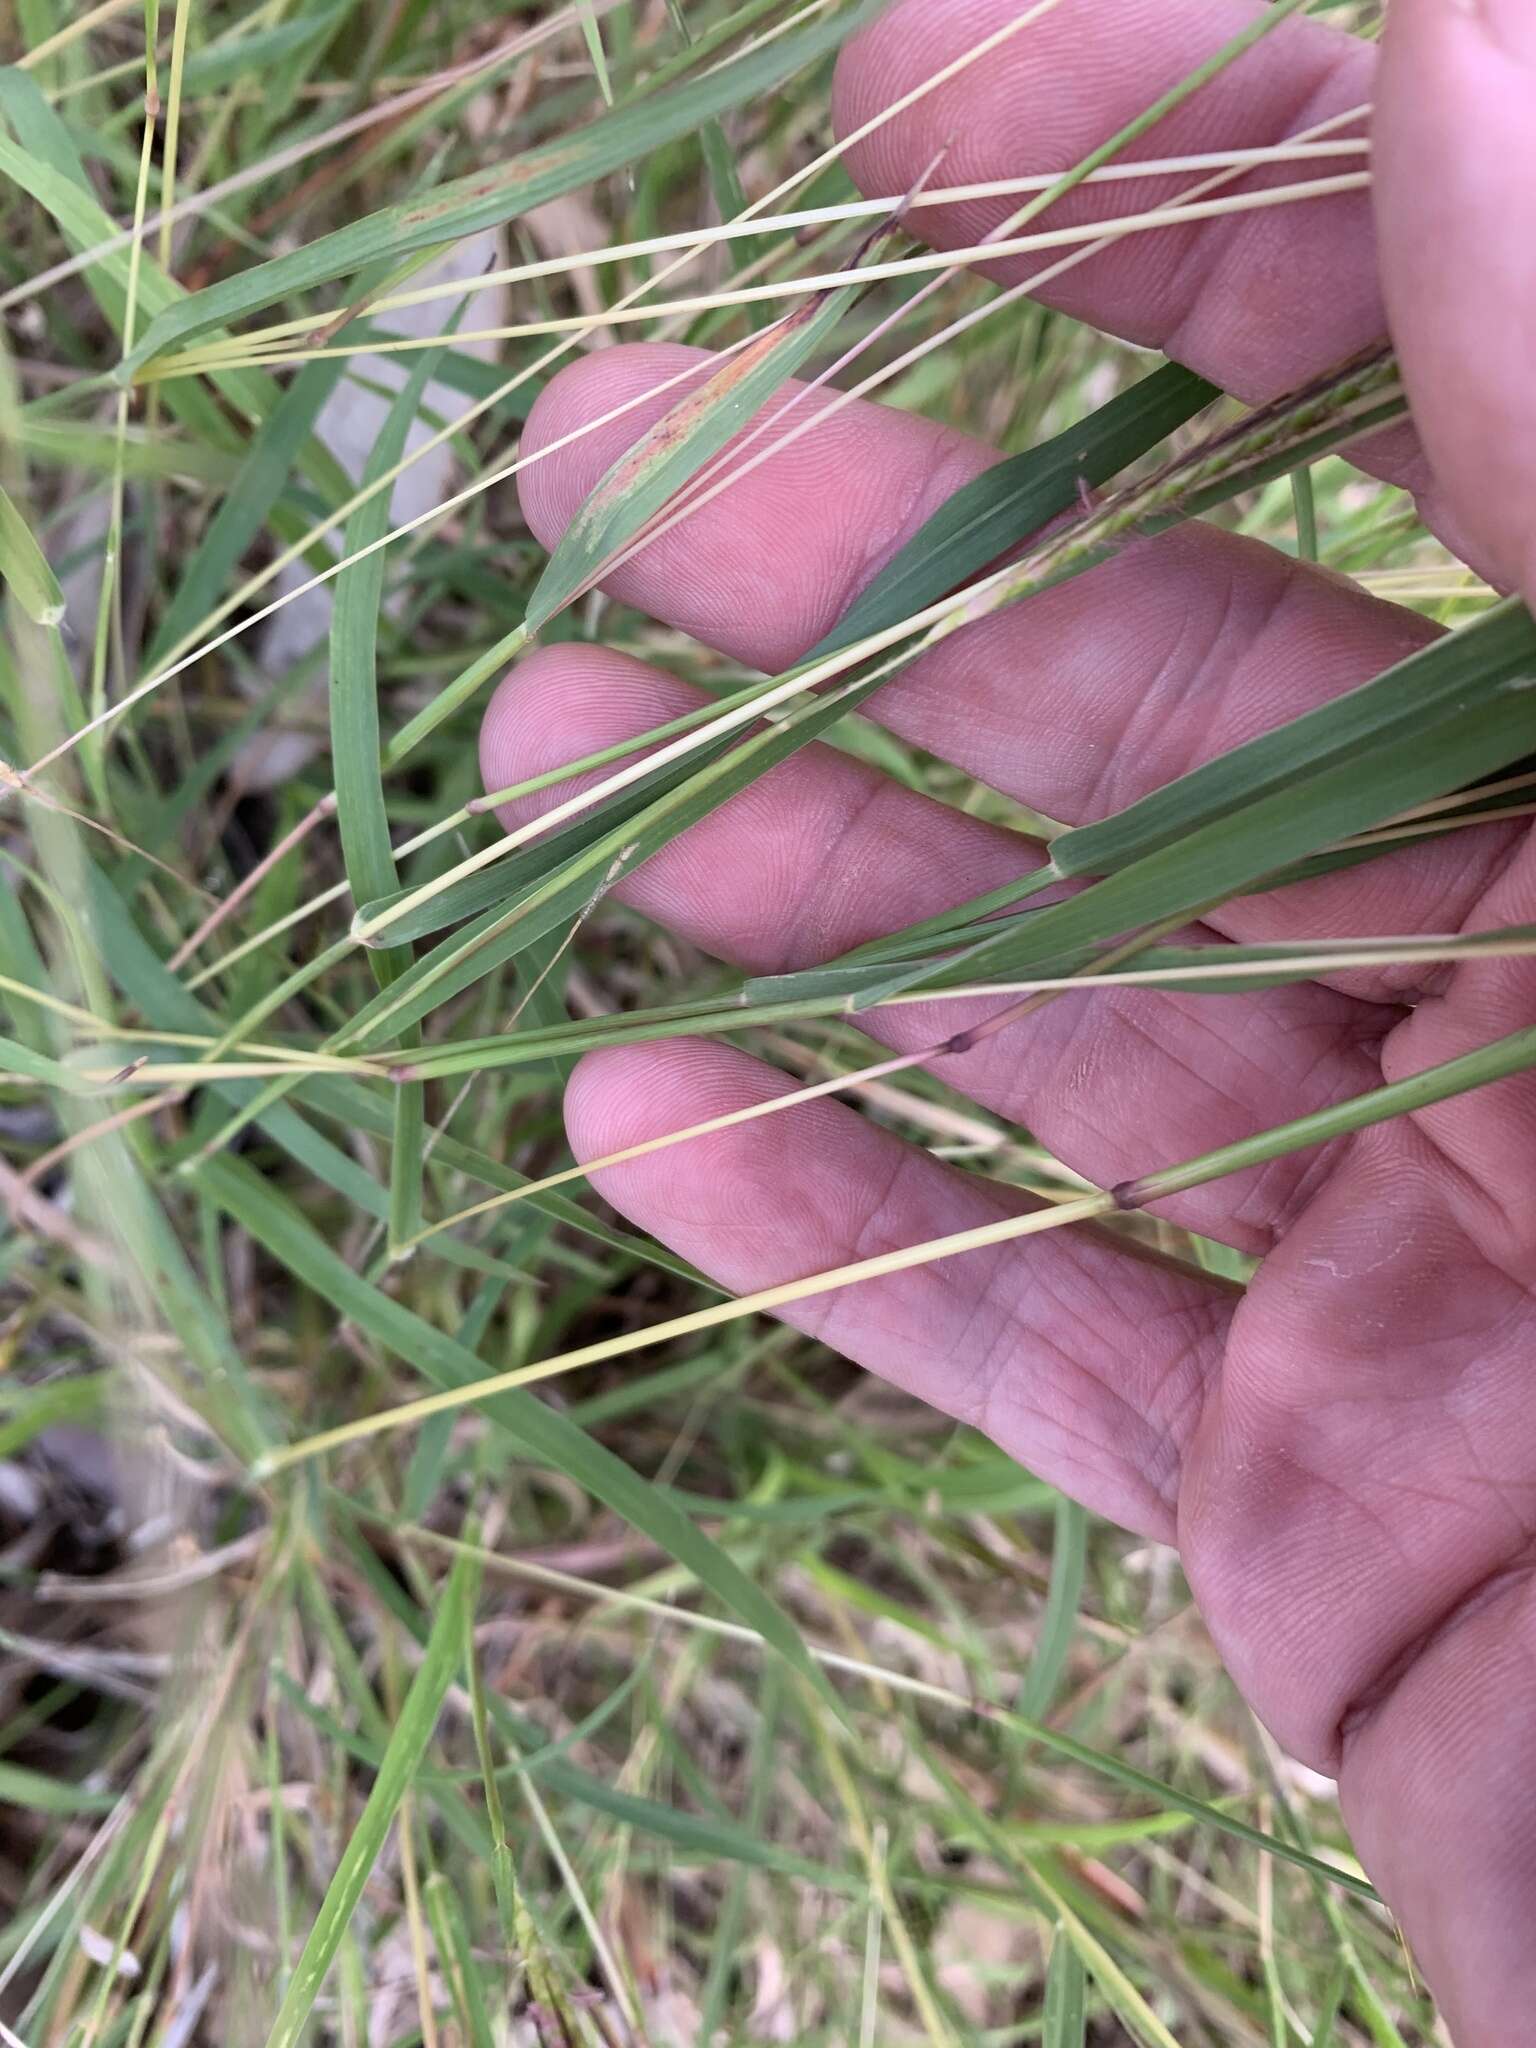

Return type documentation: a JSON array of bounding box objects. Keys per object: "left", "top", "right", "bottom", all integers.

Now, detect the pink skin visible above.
[{"left": 480, "top": 3, "right": 1536, "bottom": 2038}]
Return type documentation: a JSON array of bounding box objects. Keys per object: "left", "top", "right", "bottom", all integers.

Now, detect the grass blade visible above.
[
  {"left": 1055, "top": 595, "right": 1536, "bottom": 879},
  {"left": 260, "top": 1547, "right": 474, "bottom": 2048},
  {"left": 0, "top": 483, "right": 64, "bottom": 625},
  {"left": 147, "top": 355, "right": 348, "bottom": 666},
  {"left": 809, "top": 362, "right": 1216, "bottom": 661},
  {"left": 853, "top": 605, "right": 1536, "bottom": 1005},
  {"left": 1043, "top": 1927, "right": 1088, "bottom": 2048},
  {"left": 121, "top": 0, "right": 886, "bottom": 377},
  {"left": 1018, "top": 1498, "right": 1087, "bottom": 1723},
  {"left": 524, "top": 207, "right": 914, "bottom": 635}
]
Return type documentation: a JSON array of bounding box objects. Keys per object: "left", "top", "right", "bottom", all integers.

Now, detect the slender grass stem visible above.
[
  {"left": 155, "top": 176, "right": 1373, "bottom": 376},
  {"left": 257, "top": 1018, "right": 1536, "bottom": 1477}
]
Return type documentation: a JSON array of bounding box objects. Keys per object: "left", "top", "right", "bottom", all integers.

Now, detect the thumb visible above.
[{"left": 1375, "top": 0, "right": 1536, "bottom": 600}]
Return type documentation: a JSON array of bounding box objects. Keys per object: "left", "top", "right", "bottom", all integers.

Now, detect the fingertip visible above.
[
  {"left": 563, "top": 1039, "right": 812, "bottom": 1238},
  {"left": 565, "top": 1038, "right": 782, "bottom": 1155}
]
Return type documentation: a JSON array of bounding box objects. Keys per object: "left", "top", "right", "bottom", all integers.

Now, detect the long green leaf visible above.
[
  {"left": 0, "top": 1761, "right": 115, "bottom": 1818},
  {"left": 810, "top": 362, "right": 1217, "bottom": 661},
  {"left": 1018, "top": 1498, "right": 1087, "bottom": 1724},
  {"left": 332, "top": 321, "right": 457, "bottom": 987},
  {"left": 261, "top": 1547, "right": 473, "bottom": 2048},
  {"left": 178, "top": 0, "right": 350, "bottom": 96},
  {"left": 0, "top": 484, "right": 64, "bottom": 625},
  {"left": 1055, "top": 595, "right": 1536, "bottom": 879},
  {"left": 1043, "top": 1929, "right": 1088, "bottom": 2048},
  {"left": 122, "top": 0, "right": 886, "bottom": 377},
  {"left": 855, "top": 607, "right": 1536, "bottom": 1005},
  {"left": 147, "top": 354, "right": 349, "bottom": 665}
]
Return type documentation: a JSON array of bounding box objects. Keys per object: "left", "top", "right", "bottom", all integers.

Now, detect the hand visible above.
[{"left": 481, "top": 3, "right": 1536, "bottom": 2037}]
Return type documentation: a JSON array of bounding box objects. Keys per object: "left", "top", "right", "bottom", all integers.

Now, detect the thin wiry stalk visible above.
[
  {"left": 86, "top": 63, "right": 161, "bottom": 799},
  {"left": 157, "top": 174, "right": 1372, "bottom": 374},
  {"left": 188, "top": 141, "right": 1373, "bottom": 349},
  {"left": 257, "top": 1017, "right": 1536, "bottom": 1477}
]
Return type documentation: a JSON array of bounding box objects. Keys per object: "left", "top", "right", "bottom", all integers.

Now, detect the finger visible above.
[
  {"left": 517, "top": 346, "right": 1519, "bottom": 975},
  {"left": 831, "top": 0, "right": 1446, "bottom": 525},
  {"left": 1376, "top": 0, "right": 1536, "bottom": 598},
  {"left": 563, "top": 1035, "right": 1232, "bottom": 1540},
  {"left": 485, "top": 643, "right": 1389, "bottom": 1252},
  {"left": 833, "top": 0, "right": 1382, "bottom": 403}
]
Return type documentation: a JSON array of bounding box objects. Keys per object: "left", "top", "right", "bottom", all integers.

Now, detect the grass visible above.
[{"left": 0, "top": 0, "right": 1512, "bottom": 2041}]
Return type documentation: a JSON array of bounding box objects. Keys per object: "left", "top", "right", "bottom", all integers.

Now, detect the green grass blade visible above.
[
  {"left": 1018, "top": 1498, "right": 1087, "bottom": 1724},
  {"left": 14, "top": 413, "right": 240, "bottom": 484},
  {"left": 0, "top": 1761, "right": 116, "bottom": 1818},
  {"left": 122, "top": 0, "right": 886, "bottom": 377},
  {"left": 336, "top": 326, "right": 463, "bottom": 1247},
  {"left": 662, "top": 0, "right": 765, "bottom": 303},
  {"left": 0, "top": 483, "right": 65, "bottom": 625},
  {"left": 260, "top": 1547, "right": 474, "bottom": 2048},
  {"left": 1043, "top": 1927, "right": 1088, "bottom": 2048},
  {"left": 147, "top": 355, "right": 348, "bottom": 666},
  {"left": 422, "top": 1872, "right": 495, "bottom": 2048},
  {"left": 333, "top": 342, "right": 453, "bottom": 951},
  {"left": 859, "top": 621, "right": 1536, "bottom": 1005},
  {"left": 810, "top": 362, "right": 1217, "bottom": 661},
  {"left": 575, "top": 0, "right": 613, "bottom": 105},
  {"left": 176, "top": 2, "right": 349, "bottom": 97},
  {"left": 1055, "top": 596, "right": 1536, "bottom": 879}
]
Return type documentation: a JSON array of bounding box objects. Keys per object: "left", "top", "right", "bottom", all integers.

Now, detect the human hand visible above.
[{"left": 481, "top": 3, "right": 1536, "bottom": 2037}]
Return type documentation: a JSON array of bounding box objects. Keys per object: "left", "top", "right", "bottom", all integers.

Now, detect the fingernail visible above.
[{"left": 1472, "top": 0, "right": 1536, "bottom": 66}]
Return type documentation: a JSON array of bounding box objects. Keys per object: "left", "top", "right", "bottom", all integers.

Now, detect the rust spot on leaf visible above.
[
  {"left": 577, "top": 308, "right": 819, "bottom": 520},
  {"left": 397, "top": 145, "right": 580, "bottom": 229}
]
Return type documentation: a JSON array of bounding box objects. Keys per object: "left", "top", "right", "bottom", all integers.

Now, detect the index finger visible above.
[{"left": 834, "top": 0, "right": 1384, "bottom": 403}]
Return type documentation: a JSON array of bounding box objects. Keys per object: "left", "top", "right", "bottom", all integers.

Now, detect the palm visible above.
[{"left": 481, "top": 1, "right": 1536, "bottom": 2038}]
